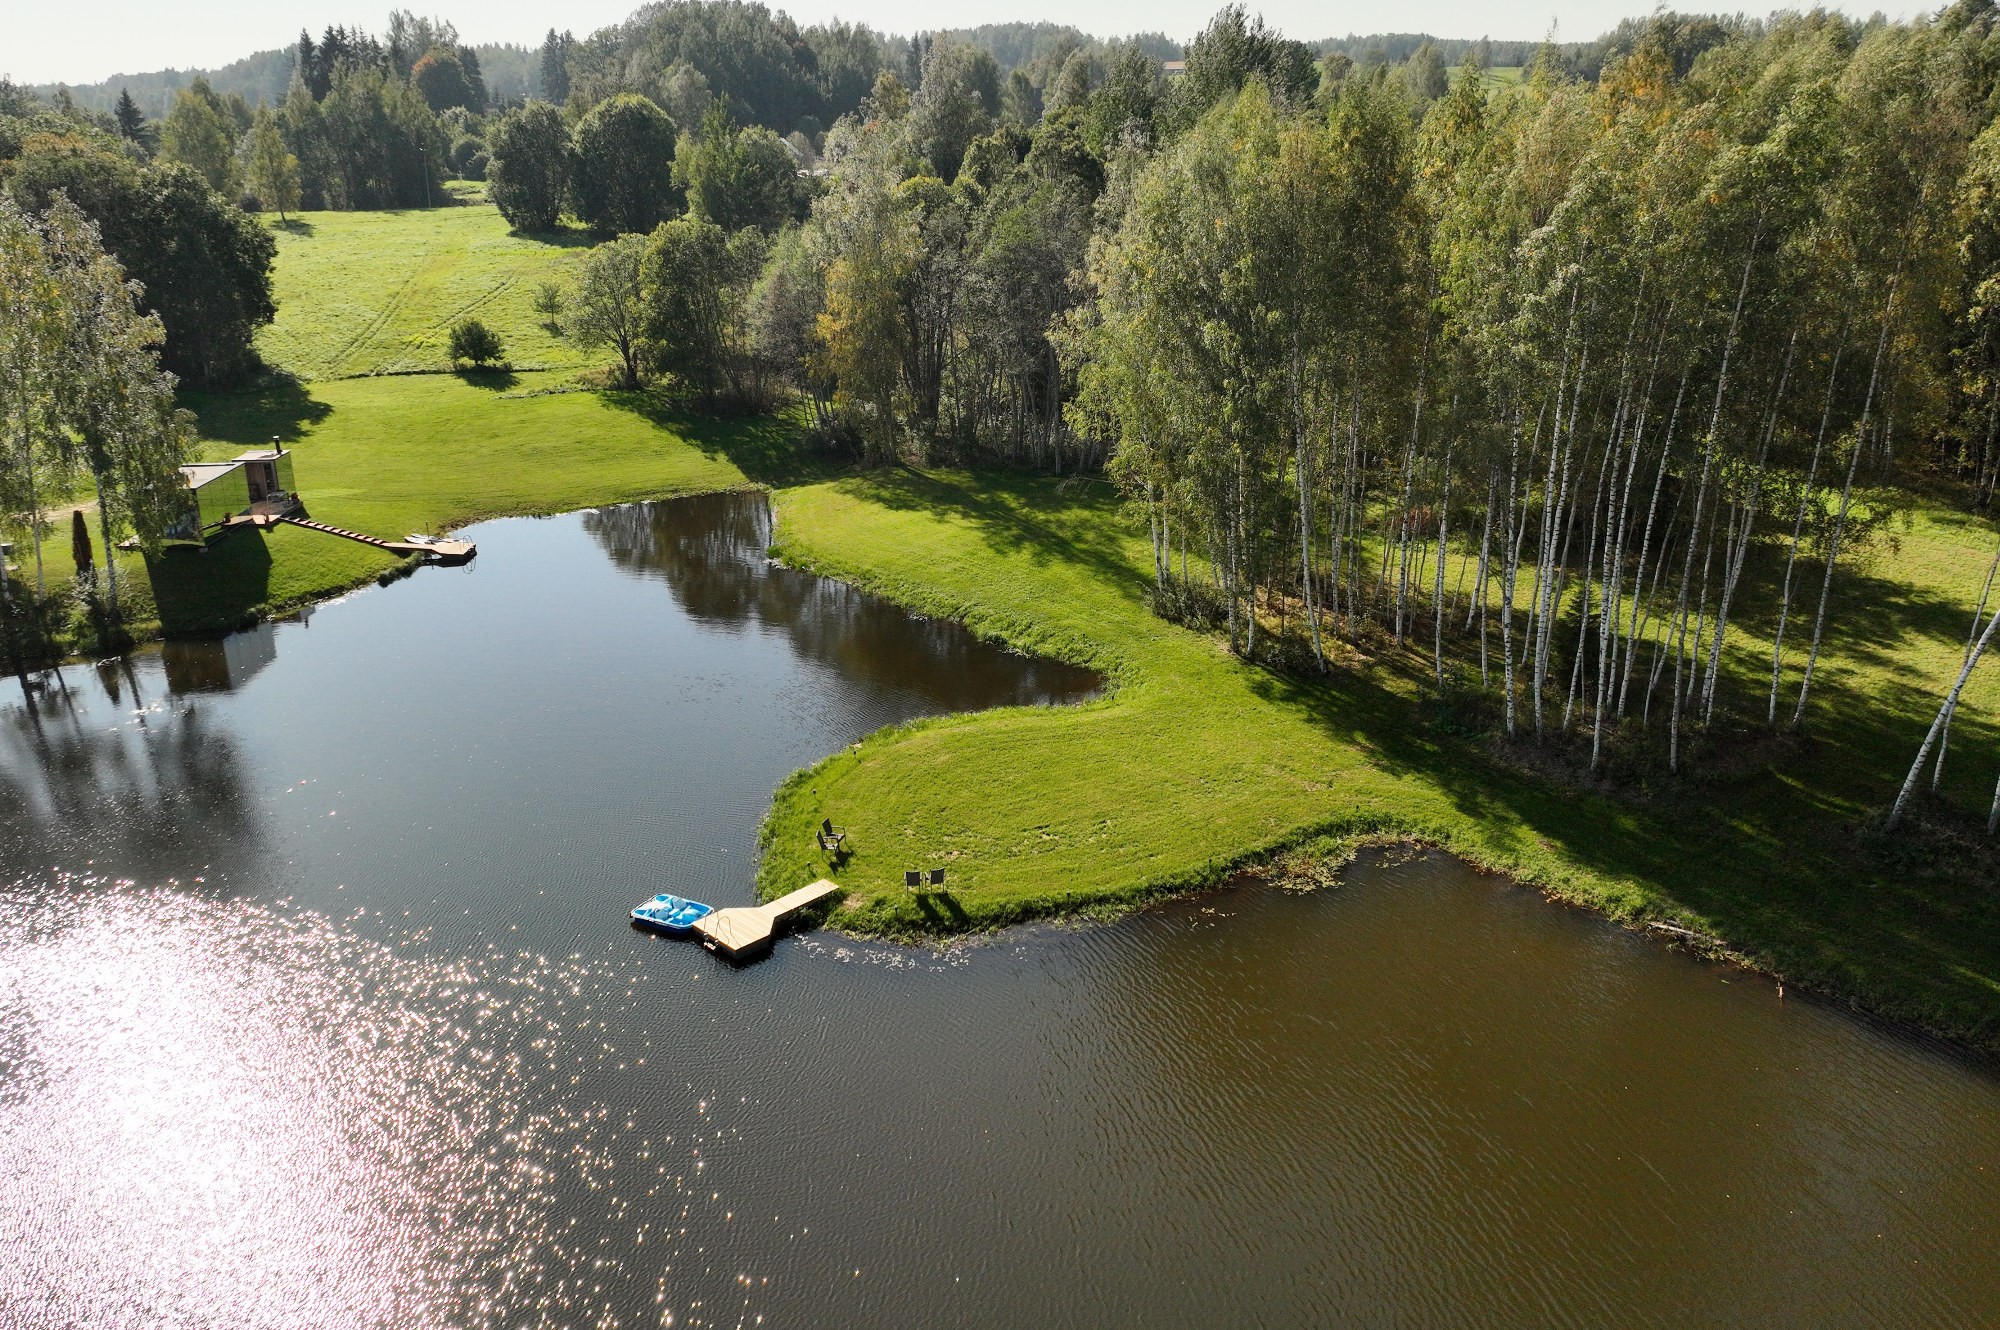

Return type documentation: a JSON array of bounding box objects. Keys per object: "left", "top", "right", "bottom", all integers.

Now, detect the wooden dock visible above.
[
  {"left": 694, "top": 879, "right": 844, "bottom": 960},
  {"left": 265, "top": 515, "right": 477, "bottom": 564}
]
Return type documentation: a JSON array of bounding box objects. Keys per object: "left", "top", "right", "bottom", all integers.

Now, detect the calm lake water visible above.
[{"left": 2, "top": 493, "right": 1997, "bottom": 1329}]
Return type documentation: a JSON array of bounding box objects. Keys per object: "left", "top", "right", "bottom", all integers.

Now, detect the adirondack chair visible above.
[{"left": 817, "top": 817, "right": 846, "bottom": 852}]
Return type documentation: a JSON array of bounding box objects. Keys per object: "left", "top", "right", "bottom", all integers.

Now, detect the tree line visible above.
[
  {"left": 273, "top": 13, "right": 492, "bottom": 210},
  {"left": 1071, "top": 4, "right": 2000, "bottom": 824}
]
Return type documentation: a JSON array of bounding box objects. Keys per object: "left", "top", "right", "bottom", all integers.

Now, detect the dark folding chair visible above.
[
  {"left": 927, "top": 868, "right": 946, "bottom": 890},
  {"left": 904, "top": 870, "right": 923, "bottom": 892},
  {"left": 817, "top": 817, "right": 846, "bottom": 852}
]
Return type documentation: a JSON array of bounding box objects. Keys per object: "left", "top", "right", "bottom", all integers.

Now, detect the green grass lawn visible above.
[{"left": 255, "top": 203, "right": 597, "bottom": 379}]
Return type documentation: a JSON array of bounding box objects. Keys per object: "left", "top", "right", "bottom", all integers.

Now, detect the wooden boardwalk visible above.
[
  {"left": 268, "top": 515, "right": 477, "bottom": 564},
  {"left": 695, "top": 879, "right": 844, "bottom": 960}
]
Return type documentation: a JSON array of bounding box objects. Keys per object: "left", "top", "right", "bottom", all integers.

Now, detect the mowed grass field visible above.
[
  {"left": 255, "top": 203, "right": 596, "bottom": 379},
  {"left": 21, "top": 202, "right": 2000, "bottom": 1044},
  {"left": 30, "top": 202, "right": 631, "bottom": 633}
]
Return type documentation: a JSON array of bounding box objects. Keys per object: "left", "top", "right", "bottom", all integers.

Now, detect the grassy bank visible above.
[
  {"left": 18, "top": 200, "right": 622, "bottom": 640},
  {"left": 757, "top": 469, "right": 2000, "bottom": 1049}
]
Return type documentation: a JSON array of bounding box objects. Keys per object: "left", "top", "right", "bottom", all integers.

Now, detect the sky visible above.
[{"left": 8, "top": 0, "right": 1907, "bottom": 87}]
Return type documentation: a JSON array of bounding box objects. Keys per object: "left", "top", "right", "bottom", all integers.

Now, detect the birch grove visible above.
[{"left": 1062, "top": 9, "right": 2000, "bottom": 806}]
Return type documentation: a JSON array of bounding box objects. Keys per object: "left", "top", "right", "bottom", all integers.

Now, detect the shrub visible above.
[
  {"left": 448, "top": 136, "right": 484, "bottom": 176},
  {"left": 448, "top": 317, "right": 504, "bottom": 366}
]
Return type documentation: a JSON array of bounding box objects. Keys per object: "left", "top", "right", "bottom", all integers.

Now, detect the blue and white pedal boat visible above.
[{"left": 630, "top": 893, "right": 715, "bottom": 934}]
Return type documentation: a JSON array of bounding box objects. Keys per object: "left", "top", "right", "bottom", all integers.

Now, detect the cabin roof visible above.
[
  {"left": 179, "top": 462, "right": 240, "bottom": 489},
  {"left": 179, "top": 449, "right": 290, "bottom": 490}
]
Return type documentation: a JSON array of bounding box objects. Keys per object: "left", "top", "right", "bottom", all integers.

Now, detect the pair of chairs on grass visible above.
[{"left": 815, "top": 818, "right": 944, "bottom": 892}]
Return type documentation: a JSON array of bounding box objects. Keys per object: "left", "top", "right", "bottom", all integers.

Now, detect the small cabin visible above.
[{"left": 172, "top": 449, "right": 298, "bottom": 539}]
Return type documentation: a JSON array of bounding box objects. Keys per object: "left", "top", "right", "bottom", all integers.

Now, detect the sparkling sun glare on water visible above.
[{"left": 0, "top": 879, "right": 739, "bottom": 1329}]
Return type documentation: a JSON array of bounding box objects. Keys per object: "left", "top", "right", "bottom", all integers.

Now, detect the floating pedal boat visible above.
[{"left": 630, "top": 893, "right": 715, "bottom": 933}]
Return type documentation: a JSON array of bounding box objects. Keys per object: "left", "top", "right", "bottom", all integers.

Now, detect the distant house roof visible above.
[{"left": 1162, "top": 60, "right": 1186, "bottom": 76}]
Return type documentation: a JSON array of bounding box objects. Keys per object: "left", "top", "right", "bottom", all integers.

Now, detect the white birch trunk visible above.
[
  {"left": 1887, "top": 601, "right": 2000, "bottom": 830},
  {"left": 1794, "top": 258, "right": 1904, "bottom": 730}
]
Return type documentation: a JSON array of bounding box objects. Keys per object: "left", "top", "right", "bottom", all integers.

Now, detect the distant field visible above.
[
  {"left": 255, "top": 204, "right": 598, "bottom": 380},
  {"left": 1483, "top": 66, "right": 1525, "bottom": 89}
]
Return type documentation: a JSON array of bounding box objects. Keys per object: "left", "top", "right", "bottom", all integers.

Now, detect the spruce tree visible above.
[
  {"left": 112, "top": 89, "right": 145, "bottom": 142},
  {"left": 540, "top": 29, "right": 572, "bottom": 105}
]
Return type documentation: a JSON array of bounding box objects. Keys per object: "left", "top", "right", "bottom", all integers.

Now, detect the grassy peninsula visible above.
[
  {"left": 755, "top": 470, "right": 2000, "bottom": 1047},
  {"left": 18, "top": 200, "right": 2000, "bottom": 1048}
]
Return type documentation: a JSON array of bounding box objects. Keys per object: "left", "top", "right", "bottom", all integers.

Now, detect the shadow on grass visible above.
[
  {"left": 599, "top": 391, "right": 853, "bottom": 488},
  {"left": 274, "top": 218, "right": 316, "bottom": 236},
  {"left": 844, "top": 467, "right": 1148, "bottom": 609},
  {"left": 455, "top": 367, "right": 520, "bottom": 392},
  {"left": 1726, "top": 547, "right": 1981, "bottom": 688},
  {"left": 510, "top": 224, "right": 600, "bottom": 250},
  {"left": 180, "top": 377, "right": 332, "bottom": 446},
  {"left": 145, "top": 529, "right": 273, "bottom": 637},
  {"left": 913, "top": 890, "right": 970, "bottom": 929}
]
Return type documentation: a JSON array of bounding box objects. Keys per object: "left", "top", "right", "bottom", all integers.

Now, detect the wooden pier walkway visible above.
[
  {"left": 273, "top": 515, "right": 477, "bottom": 564},
  {"left": 694, "top": 879, "right": 844, "bottom": 960}
]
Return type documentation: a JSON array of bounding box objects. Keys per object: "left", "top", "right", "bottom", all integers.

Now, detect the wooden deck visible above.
[
  {"left": 230, "top": 514, "right": 478, "bottom": 564},
  {"left": 694, "top": 879, "right": 844, "bottom": 960},
  {"left": 387, "top": 537, "right": 477, "bottom": 564}
]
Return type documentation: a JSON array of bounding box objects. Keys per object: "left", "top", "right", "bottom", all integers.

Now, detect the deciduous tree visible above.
[
  {"left": 245, "top": 110, "right": 302, "bottom": 220},
  {"left": 568, "top": 94, "right": 678, "bottom": 235},
  {"left": 161, "top": 77, "right": 241, "bottom": 196},
  {"left": 487, "top": 101, "right": 570, "bottom": 231},
  {"left": 570, "top": 232, "right": 650, "bottom": 388}
]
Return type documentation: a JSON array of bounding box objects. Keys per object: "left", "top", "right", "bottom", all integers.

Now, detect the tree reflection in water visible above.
[
  {"left": 0, "top": 646, "right": 264, "bottom": 887},
  {"left": 583, "top": 493, "right": 1099, "bottom": 712}
]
